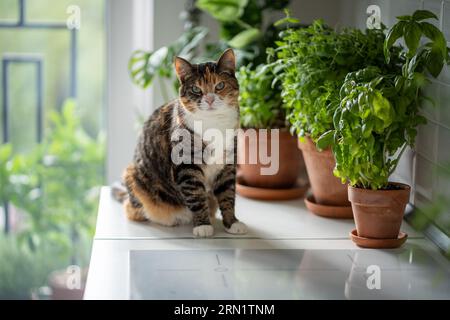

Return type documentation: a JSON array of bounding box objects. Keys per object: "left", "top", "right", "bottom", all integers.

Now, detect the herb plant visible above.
[
  {"left": 319, "top": 10, "right": 450, "bottom": 190},
  {"left": 237, "top": 64, "right": 285, "bottom": 129},
  {"left": 270, "top": 18, "right": 401, "bottom": 142}
]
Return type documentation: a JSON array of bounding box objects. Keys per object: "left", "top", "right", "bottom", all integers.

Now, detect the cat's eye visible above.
[
  {"left": 215, "top": 82, "right": 225, "bottom": 91},
  {"left": 191, "top": 85, "right": 202, "bottom": 94}
]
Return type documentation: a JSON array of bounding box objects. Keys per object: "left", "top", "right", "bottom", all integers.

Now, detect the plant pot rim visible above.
[
  {"left": 349, "top": 229, "right": 408, "bottom": 248},
  {"left": 348, "top": 182, "right": 411, "bottom": 193},
  {"left": 348, "top": 182, "right": 411, "bottom": 207}
]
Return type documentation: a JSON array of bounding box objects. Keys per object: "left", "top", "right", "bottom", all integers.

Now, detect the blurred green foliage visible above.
[
  {"left": 237, "top": 64, "right": 285, "bottom": 129},
  {"left": 129, "top": 26, "right": 209, "bottom": 100},
  {"left": 198, "top": 0, "right": 290, "bottom": 66},
  {"left": 128, "top": 0, "right": 290, "bottom": 97},
  {"left": 411, "top": 163, "right": 450, "bottom": 242},
  {"left": 0, "top": 234, "right": 53, "bottom": 299},
  {"left": 0, "top": 100, "right": 105, "bottom": 298},
  {"left": 0, "top": 1, "right": 105, "bottom": 298}
]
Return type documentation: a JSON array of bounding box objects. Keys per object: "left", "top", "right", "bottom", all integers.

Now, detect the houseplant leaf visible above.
[
  {"left": 384, "top": 21, "right": 406, "bottom": 62},
  {"left": 412, "top": 10, "right": 438, "bottom": 21},
  {"left": 196, "top": 0, "right": 248, "bottom": 22},
  {"left": 317, "top": 130, "right": 334, "bottom": 150},
  {"left": 404, "top": 22, "right": 422, "bottom": 54},
  {"left": 228, "top": 28, "right": 261, "bottom": 49}
]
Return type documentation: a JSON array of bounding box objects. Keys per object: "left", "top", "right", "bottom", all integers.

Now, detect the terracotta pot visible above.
[
  {"left": 238, "top": 129, "right": 304, "bottom": 189},
  {"left": 297, "top": 137, "right": 349, "bottom": 206},
  {"left": 348, "top": 183, "right": 410, "bottom": 239}
]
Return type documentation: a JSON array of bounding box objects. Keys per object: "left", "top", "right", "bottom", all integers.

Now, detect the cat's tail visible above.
[{"left": 111, "top": 181, "right": 128, "bottom": 203}]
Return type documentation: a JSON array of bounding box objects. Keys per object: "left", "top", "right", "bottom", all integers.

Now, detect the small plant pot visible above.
[
  {"left": 348, "top": 182, "right": 410, "bottom": 241},
  {"left": 297, "top": 137, "right": 349, "bottom": 206},
  {"left": 237, "top": 129, "right": 305, "bottom": 189}
]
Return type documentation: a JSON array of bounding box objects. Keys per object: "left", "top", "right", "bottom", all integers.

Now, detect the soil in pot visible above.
[
  {"left": 237, "top": 129, "right": 305, "bottom": 189},
  {"left": 348, "top": 182, "right": 410, "bottom": 243}
]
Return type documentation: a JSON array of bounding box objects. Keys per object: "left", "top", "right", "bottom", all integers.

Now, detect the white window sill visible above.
[{"left": 84, "top": 187, "right": 450, "bottom": 299}]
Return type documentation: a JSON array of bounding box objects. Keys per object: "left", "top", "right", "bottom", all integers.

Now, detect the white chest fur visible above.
[
  {"left": 201, "top": 125, "right": 235, "bottom": 190},
  {"left": 182, "top": 105, "right": 238, "bottom": 190}
]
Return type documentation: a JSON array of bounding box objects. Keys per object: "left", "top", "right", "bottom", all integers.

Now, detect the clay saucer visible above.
[
  {"left": 304, "top": 194, "right": 353, "bottom": 219},
  {"left": 236, "top": 177, "right": 309, "bottom": 201},
  {"left": 349, "top": 229, "right": 408, "bottom": 249}
]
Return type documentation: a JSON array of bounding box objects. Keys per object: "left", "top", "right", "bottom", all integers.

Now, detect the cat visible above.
[{"left": 112, "top": 49, "right": 247, "bottom": 238}]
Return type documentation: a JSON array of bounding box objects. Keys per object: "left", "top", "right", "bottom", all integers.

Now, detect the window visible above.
[{"left": 0, "top": 0, "right": 105, "bottom": 299}]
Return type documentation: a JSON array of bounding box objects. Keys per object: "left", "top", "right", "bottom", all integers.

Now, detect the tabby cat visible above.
[{"left": 113, "top": 49, "right": 247, "bottom": 237}]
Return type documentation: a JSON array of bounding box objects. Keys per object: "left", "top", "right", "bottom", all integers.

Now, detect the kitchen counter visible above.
[{"left": 84, "top": 187, "right": 450, "bottom": 299}]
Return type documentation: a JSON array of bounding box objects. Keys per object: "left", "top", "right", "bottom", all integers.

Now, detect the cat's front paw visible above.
[
  {"left": 225, "top": 221, "right": 247, "bottom": 235},
  {"left": 193, "top": 225, "right": 214, "bottom": 238}
]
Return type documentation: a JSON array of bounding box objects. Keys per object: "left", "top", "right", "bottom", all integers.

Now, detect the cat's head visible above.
[{"left": 174, "top": 49, "right": 239, "bottom": 113}]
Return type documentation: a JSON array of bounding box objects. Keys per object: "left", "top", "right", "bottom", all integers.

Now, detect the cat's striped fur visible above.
[{"left": 113, "top": 49, "right": 247, "bottom": 237}]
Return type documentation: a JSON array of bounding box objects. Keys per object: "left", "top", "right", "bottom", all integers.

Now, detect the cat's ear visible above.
[
  {"left": 174, "top": 57, "right": 193, "bottom": 82},
  {"left": 217, "top": 48, "right": 235, "bottom": 75}
]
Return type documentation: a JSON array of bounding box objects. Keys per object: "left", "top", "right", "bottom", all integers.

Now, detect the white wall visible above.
[
  {"left": 152, "top": 0, "right": 185, "bottom": 108},
  {"left": 106, "top": 0, "right": 153, "bottom": 183}
]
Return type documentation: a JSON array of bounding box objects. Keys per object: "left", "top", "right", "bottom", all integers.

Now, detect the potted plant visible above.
[
  {"left": 319, "top": 10, "right": 449, "bottom": 247},
  {"left": 271, "top": 17, "right": 399, "bottom": 217},
  {"left": 236, "top": 63, "right": 307, "bottom": 200}
]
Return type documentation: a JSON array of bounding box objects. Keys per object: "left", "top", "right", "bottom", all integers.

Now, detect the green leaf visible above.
[
  {"left": 274, "top": 17, "right": 300, "bottom": 27},
  {"left": 372, "top": 91, "right": 393, "bottom": 126},
  {"left": 404, "top": 22, "right": 422, "bottom": 55},
  {"left": 384, "top": 21, "right": 406, "bottom": 62},
  {"left": 317, "top": 130, "right": 334, "bottom": 150},
  {"left": 427, "top": 45, "right": 445, "bottom": 77},
  {"left": 228, "top": 28, "right": 261, "bottom": 49},
  {"left": 412, "top": 10, "right": 438, "bottom": 21},
  {"left": 128, "top": 50, "right": 154, "bottom": 88},
  {"left": 420, "top": 21, "right": 441, "bottom": 40},
  {"left": 196, "top": 0, "right": 248, "bottom": 22},
  {"left": 178, "top": 27, "right": 209, "bottom": 56},
  {"left": 396, "top": 15, "right": 411, "bottom": 21},
  {"left": 407, "top": 53, "right": 420, "bottom": 75},
  {"left": 420, "top": 22, "right": 448, "bottom": 56},
  {"left": 0, "top": 144, "right": 12, "bottom": 162},
  {"left": 148, "top": 46, "right": 169, "bottom": 70}
]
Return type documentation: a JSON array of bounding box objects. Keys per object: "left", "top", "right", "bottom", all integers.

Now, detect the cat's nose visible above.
[{"left": 205, "top": 94, "right": 215, "bottom": 106}]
